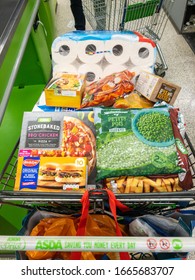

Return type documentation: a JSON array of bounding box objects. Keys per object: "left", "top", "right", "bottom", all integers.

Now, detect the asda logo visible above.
[{"left": 36, "top": 240, "right": 63, "bottom": 250}]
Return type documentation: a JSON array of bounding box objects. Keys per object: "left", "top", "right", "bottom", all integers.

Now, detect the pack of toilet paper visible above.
[{"left": 51, "top": 30, "right": 156, "bottom": 85}]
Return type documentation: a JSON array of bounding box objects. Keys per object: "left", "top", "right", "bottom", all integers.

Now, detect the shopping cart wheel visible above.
[{"left": 154, "top": 63, "right": 166, "bottom": 77}]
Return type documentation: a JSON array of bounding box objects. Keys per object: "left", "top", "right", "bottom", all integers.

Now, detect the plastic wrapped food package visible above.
[
  {"left": 81, "top": 70, "right": 135, "bottom": 108},
  {"left": 94, "top": 107, "right": 183, "bottom": 181}
]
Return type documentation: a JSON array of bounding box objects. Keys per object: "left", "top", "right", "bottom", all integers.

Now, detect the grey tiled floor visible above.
[
  {"left": 55, "top": 0, "right": 195, "bottom": 260},
  {"left": 159, "top": 22, "right": 195, "bottom": 149}
]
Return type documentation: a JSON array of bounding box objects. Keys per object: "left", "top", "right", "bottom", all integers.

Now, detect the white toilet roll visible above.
[
  {"left": 104, "top": 40, "right": 130, "bottom": 65},
  {"left": 77, "top": 40, "right": 105, "bottom": 64},
  {"left": 103, "top": 64, "right": 127, "bottom": 77},
  {"left": 52, "top": 64, "right": 78, "bottom": 76},
  {"left": 129, "top": 42, "right": 155, "bottom": 67},
  {"left": 78, "top": 64, "right": 103, "bottom": 84},
  {"left": 52, "top": 39, "right": 78, "bottom": 64}
]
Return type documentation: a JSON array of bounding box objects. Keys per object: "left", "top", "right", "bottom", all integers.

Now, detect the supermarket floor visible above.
[{"left": 54, "top": 0, "right": 195, "bottom": 260}]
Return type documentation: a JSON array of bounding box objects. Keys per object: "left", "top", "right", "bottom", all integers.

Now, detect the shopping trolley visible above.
[
  {"left": 82, "top": 0, "right": 174, "bottom": 77},
  {"left": 0, "top": 133, "right": 195, "bottom": 260}
]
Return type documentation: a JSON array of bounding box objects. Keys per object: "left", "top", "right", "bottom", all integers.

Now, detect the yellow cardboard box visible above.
[
  {"left": 45, "top": 73, "right": 86, "bottom": 108},
  {"left": 14, "top": 157, "right": 88, "bottom": 192},
  {"left": 135, "top": 71, "right": 181, "bottom": 105}
]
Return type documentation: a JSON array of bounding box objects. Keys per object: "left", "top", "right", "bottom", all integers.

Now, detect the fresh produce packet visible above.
[{"left": 81, "top": 70, "right": 134, "bottom": 108}]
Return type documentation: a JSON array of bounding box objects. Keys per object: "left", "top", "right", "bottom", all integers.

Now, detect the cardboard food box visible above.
[
  {"left": 44, "top": 73, "right": 86, "bottom": 108},
  {"left": 135, "top": 71, "right": 181, "bottom": 105},
  {"left": 14, "top": 157, "right": 88, "bottom": 192},
  {"left": 17, "top": 111, "right": 96, "bottom": 188}
]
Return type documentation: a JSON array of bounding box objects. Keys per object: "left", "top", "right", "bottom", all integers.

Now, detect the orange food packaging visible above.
[
  {"left": 14, "top": 157, "right": 88, "bottom": 192},
  {"left": 113, "top": 92, "right": 155, "bottom": 109},
  {"left": 81, "top": 70, "right": 135, "bottom": 108}
]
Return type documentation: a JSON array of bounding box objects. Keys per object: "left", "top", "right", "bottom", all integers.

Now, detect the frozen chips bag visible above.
[{"left": 104, "top": 175, "right": 183, "bottom": 193}]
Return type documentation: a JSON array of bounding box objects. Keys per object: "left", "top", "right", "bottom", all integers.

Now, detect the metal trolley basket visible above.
[
  {"left": 0, "top": 133, "right": 195, "bottom": 259},
  {"left": 82, "top": 0, "right": 174, "bottom": 76}
]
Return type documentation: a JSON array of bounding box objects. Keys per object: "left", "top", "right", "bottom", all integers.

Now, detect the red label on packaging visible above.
[{"left": 23, "top": 159, "right": 40, "bottom": 167}]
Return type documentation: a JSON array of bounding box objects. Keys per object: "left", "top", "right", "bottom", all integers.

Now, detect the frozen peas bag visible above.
[{"left": 94, "top": 107, "right": 183, "bottom": 181}]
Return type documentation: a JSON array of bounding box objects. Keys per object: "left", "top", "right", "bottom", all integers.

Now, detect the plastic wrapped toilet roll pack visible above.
[{"left": 51, "top": 31, "right": 157, "bottom": 83}]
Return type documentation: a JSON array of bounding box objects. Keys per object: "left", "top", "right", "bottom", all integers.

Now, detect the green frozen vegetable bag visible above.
[{"left": 94, "top": 107, "right": 183, "bottom": 181}]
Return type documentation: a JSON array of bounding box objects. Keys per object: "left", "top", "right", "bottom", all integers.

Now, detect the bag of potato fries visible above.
[{"left": 104, "top": 174, "right": 183, "bottom": 193}]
